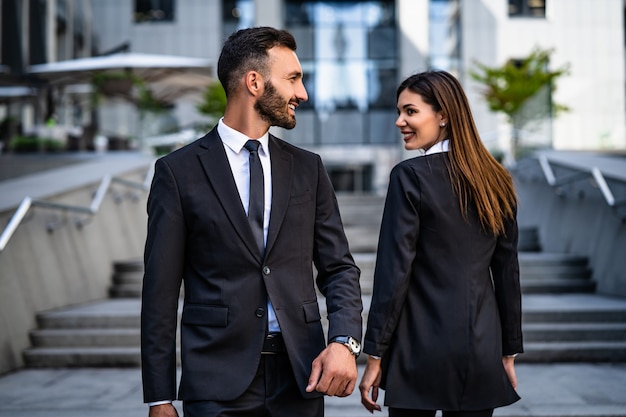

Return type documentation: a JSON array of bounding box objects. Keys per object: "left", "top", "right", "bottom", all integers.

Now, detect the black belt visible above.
[{"left": 262, "top": 332, "right": 285, "bottom": 354}]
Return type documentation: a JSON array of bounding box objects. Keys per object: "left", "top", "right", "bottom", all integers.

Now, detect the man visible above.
[{"left": 141, "top": 26, "right": 363, "bottom": 417}]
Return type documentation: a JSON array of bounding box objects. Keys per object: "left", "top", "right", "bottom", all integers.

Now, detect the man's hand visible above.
[
  {"left": 148, "top": 403, "right": 179, "bottom": 417},
  {"left": 359, "top": 355, "right": 382, "bottom": 413},
  {"left": 502, "top": 355, "right": 518, "bottom": 390},
  {"left": 306, "top": 342, "right": 358, "bottom": 396}
]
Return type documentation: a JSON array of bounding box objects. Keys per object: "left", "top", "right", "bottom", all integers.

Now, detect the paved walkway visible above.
[{"left": 0, "top": 363, "right": 625, "bottom": 417}]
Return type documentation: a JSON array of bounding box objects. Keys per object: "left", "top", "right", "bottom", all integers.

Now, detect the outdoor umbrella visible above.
[{"left": 28, "top": 52, "right": 214, "bottom": 103}]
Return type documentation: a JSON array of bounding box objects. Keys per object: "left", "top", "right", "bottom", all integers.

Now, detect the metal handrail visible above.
[
  {"left": 0, "top": 165, "right": 154, "bottom": 252},
  {"left": 538, "top": 156, "right": 590, "bottom": 187},
  {"left": 535, "top": 154, "right": 626, "bottom": 209}
]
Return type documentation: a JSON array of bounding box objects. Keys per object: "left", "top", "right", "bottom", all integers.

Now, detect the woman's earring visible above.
[{"left": 440, "top": 122, "right": 446, "bottom": 127}]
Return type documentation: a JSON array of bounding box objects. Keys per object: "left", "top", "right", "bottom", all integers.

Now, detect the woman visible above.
[{"left": 359, "top": 70, "right": 523, "bottom": 417}]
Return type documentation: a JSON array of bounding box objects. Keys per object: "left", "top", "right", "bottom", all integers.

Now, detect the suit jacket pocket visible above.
[
  {"left": 182, "top": 304, "right": 229, "bottom": 327},
  {"left": 289, "top": 191, "right": 312, "bottom": 206},
  {"left": 302, "top": 301, "right": 321, "bottom": 323}
]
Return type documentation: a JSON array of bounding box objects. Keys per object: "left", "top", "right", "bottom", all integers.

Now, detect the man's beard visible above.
[{"left": 254, "top": 81, "right": 297, "bottom": 129}]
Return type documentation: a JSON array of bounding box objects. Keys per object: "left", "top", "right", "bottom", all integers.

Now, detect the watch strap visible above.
[{"left": 329, "top": 335, "right": 361, "bottom": 357}]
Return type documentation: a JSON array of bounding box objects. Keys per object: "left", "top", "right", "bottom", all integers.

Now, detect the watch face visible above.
[{"left": 348, "top": 337, "right": 361, "bottom": 353}]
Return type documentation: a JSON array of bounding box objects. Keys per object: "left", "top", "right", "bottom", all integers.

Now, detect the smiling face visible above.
[
  {"left": 254, "top": 46, "right": 308, "bottom": 129},
  {"left": 395, "top": 89, "right": 446, "bottom": 151}
]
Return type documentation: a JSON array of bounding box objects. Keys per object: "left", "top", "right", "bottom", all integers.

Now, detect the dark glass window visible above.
[
  {"left": 222, "top": 0, "right": 254, "bottom": 40},
  {"left": 509, "top": 0, "right": 546, "bottom": 17},
  {"left": 327, "top": 164, "right": 373, "bottom": 192},
  {"left": 284, "top": 0, "right": 398, "bottom": 145},
  {"left": 134, "top": 0, "right": 175, "bottom": 23},
  {"left": 429, "top": 0, "right": 461, "bottom": 72}
]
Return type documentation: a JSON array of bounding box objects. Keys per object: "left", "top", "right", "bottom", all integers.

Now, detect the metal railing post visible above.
[{"left": 0, "top": 168, "right": 153, "bottom": 253}]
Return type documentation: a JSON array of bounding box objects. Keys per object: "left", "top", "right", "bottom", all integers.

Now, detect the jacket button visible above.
[
  {"left": 255, "top": 308, "right": 265, "bottom": 318},
  {"left": 262, "top": 266, "right": 271, "bottom": 275}
]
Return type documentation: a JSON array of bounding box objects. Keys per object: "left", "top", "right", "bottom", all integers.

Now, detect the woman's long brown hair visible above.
[{"left": 397, "top": 70, "right": 517, "bottom": 236}]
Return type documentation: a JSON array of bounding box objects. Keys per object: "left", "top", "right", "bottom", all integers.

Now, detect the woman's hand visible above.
[
  {"left": 359, "top": 356, "right": 383, "bottom": 413},
  {"left": 502, "top": 355, "right": 518, "bottom": 390}
]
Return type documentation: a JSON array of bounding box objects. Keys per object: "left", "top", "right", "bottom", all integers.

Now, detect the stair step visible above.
[
  {"left": 523, "top": 322, "right": 626, "bottom": 341},
  {"left": 109, "top": 283, "right": 142, "bottom": 298},
  {"left": 36, "top": 299, "right": 140, "bottom": 329},
  {"left": 23, "top": 347, "right": 142, "bottom": 367},
  {"left": 520, "top": 264, "right": 590, "bottom": 276},
  {"left": 518, "top": 252, "right": 588, "bottom": 267},
  {"left": 30, "top": 328, "right": 140, "bottom": 347},
  {"left": 38, "top": 314, "right": 140, "bottom": 329},
  {"left": 523, "top": 309, "right": 626, "bottom": 323},
  {"left": 109, "top": 259, "right": 144, "bottom": 299},
  {"left": 353, "top": 253, "right": 375, "bottom": 293},
  {"left": 344, "top": 227, "right": 379, "bottom": 252},
  {"left": 519, "top": 341, "right": 626, "bottom": 362},
  {"left": 518, "top": 226, "right": 541, "bottom": 252},
  {"left": 112, "top": 259, "right": 144, "bottom": 272},
  {"left": 522, "top": 294, "right": 626, "bottom": 323},
  {"left": 353, "top": 253, "right": 593, "bottom": 293},
  {"left": 23, "top": 343, "right": 626, "bottom": 367},
  {"left": 336, "top": 195, "right": 384, "bottom": 228},
  {"left": 112, "top": 271, "right": 143, "bottom": 285},
  {"left": 521, "top": 278, "right": 596, "bottom": 294}
]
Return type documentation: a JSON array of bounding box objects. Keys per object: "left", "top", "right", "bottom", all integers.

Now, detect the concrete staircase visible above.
[
  {"left": 24, "top": 259, "right": 145, "bottom": 367},
  {"left": 24, "top": 299, "right": 141, "bottom": 367},
  {"left": 521, "top": 294, "right": 626, "bottom": 362},
  {"left": 519, "top": 252, "right": 595, "bottom": 294},
  {"left": 108, "top": 259, "right": 144, "bottom": 298},
  {"left": 22, "top": 194, "right": 626, "bottom": 367}
]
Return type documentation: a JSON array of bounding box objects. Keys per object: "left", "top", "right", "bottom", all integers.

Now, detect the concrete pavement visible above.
[{"left": 0, "top": 363, "right": 625, "bottom": 417}]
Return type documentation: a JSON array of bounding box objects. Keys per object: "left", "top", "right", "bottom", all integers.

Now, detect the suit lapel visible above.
[
  {"left": 197, "top": 128, "right": 261, "bottom": 261},
  {"left": 265, "top": 135, "right": 293, "bottom": 257}
]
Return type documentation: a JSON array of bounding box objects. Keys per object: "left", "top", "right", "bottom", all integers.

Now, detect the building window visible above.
[
  {"left": 509, "top": 0, "right": 546, "bottom": 17},
  {"left": 222, "top": 0, "right": 255, "bottom": 40},
  {"left": 429, "top": 0, "right": 460, "bottom": 73},
  {"left": 134, "top": 0, "right": 175, "bottom": 23},
  {"left": 327, "top": 164, "right": 373, "bottom": 192},
  {"left": 285, "top": 0, "right": 398, "bottom": 146}
]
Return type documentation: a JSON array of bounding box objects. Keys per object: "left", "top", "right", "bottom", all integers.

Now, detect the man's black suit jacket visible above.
[{"left": 141, "top": 128, "right": 362, "bottom": 403}]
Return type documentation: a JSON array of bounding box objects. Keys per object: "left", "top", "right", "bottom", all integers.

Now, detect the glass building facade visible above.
[
  {"left": 284, "top": 0, "right": 398, "bottom": 146},
  {"left": 222, "top": 0, "right": 399, "bottom": 150},
  {"left": 429, "top": 0, "right": 460, "bottom": 74},
  {"left": 222, "top": 0, "right": 255, "bottom": 40}
]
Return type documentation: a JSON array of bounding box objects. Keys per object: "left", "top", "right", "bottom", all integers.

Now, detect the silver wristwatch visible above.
[{"left": 329, "top": 335, "right": 361, "bottom": 358}]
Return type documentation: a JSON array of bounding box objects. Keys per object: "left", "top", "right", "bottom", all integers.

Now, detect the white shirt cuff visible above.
[{"left": 148, "top": 400, "right": 172, "bottom": 407}]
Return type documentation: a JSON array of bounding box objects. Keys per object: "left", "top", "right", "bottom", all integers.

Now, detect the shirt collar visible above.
[
  {"left": 217, "top": 118, "right": 269, "bottom": 155},
  {"left": 423, "top": 139, "right": 450, "bottom": 156}
]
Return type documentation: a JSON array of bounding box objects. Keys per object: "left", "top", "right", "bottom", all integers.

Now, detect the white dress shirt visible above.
[
  {"left": 217, "top": 118, "right": 280, "bottom": 333},
  {"left": 421, "top": 139, "right": 449, "bottom": 155}
]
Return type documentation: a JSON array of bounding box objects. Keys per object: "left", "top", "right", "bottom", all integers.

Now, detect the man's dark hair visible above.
[{"left": 217, "top": 26, "right": 297, "bottom": 97}]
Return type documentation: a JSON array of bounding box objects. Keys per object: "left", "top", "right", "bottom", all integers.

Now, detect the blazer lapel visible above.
[
  {"left": 197, "top": 128, "right": 262, "bottom": 261},
  {"left": 265, "top": 135, "right": 293, "bottom": 257}
]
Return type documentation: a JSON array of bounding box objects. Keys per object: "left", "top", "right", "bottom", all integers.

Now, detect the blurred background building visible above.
[
  {"left": 2, "top": 0, "right": 626, "bottom": 377},
  {"left": 1, "top": 0, "right": 625, "bottom": 194}
]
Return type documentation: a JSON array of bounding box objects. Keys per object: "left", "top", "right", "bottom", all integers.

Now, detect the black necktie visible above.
[{"left": 244, "top": 140, "right": 265, "bottom": 256}]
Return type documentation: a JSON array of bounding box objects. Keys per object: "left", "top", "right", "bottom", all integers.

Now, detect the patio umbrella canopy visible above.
[{"left": 28, "top": 52, "right": 214, "bottom": 103}]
